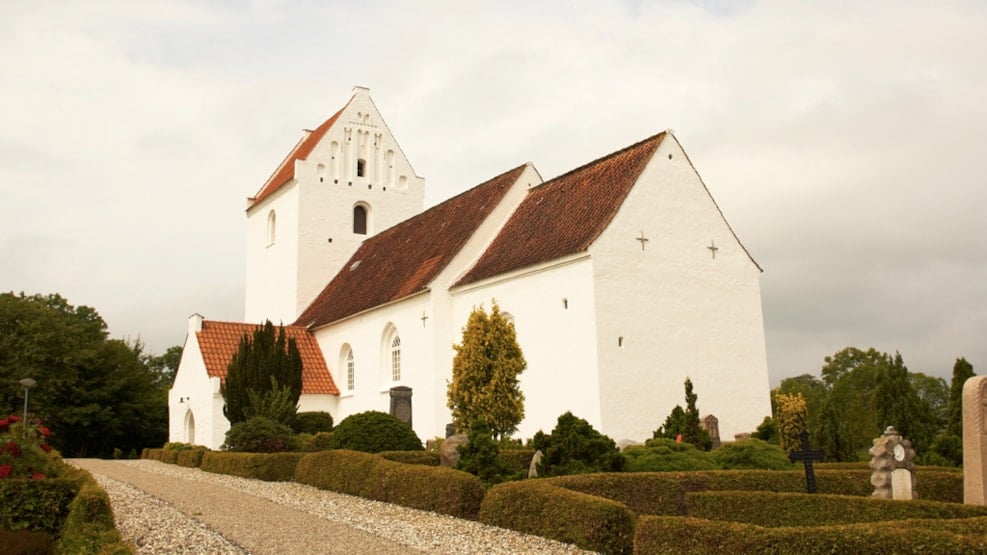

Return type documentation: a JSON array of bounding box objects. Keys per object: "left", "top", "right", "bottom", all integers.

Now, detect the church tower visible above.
[{"left": 244, "top": 86, "right": 425, "bottom": 324}]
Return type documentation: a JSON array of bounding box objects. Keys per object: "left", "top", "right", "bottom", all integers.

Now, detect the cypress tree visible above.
[
  {"left": 447, "top": 302, "right": 526, "bottom": 439},
  {"left": 222, "top": 321, "right": 303, "bottom": 425},
  {"left": 946, "top": 357, "right": 975, "bottom": 438}
]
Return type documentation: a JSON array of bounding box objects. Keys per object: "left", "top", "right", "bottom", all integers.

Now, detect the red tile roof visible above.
[
  {"left": 294, "top": 165, "right": 529, "bottom": 329},
  {"left": 247, "top": 101, "right": 349, "bottom": 210},
  {"left": 196, "top": 320, "right": 339, "bottom": 395},
  {"left": 456, "top": 133, "right": 665, "bottom": 286}
]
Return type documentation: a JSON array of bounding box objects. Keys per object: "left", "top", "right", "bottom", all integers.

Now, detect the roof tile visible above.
[
  {"left": 456, "top": 133, "right": 665, "bottom": 286},
  {"left": 294, "top": 165, "right": 528, "bottom": 328},
  {"left": 196, "top": 320, "right": 339, "bottom": 395}
]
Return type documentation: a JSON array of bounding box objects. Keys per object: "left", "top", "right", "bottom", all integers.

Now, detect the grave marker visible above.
[{"left": 788, "top": 430, "right": 824, "bottom": 493}]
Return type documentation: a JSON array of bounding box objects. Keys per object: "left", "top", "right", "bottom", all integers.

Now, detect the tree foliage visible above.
[
  {"left": 946, "top": 357, "right": 975, "bottom": 438},
  {"left": 623, "top": 438, "right": 719, "bottom": 472},
  {"left": 0, "top": 292, "right": 169, "bottom": 457},
  {"left": 447, "top": 302, "right": 525, "bottom": 439},
  {"left": 875, "top": 352, "right": 934, "bottom": 453},
  {"left": 455, "top": 419, "right": 512, "bottom": 485},
  {"left": 222, "top": 321, "right": 302, "bottom": 426},
  {"left": 654, "top": 378, "right": 712, "bottom": 450},
  {"left": 774, "top": 393, "right": 808, "bottom": 452},
  {"left": 329, "top": 411, "right": 423, "bottom": 453}
]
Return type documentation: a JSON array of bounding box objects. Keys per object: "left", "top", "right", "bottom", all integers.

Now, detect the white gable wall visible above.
[
  {"left": 168, "top": 316, "right": 230, "bottom": 449},
  {"left": 589, "top": 135, "right": 772, "bottom": 442},
  {"left": 245, "top": 184, "right": 301, "bottom": 324},
  {"left": 451, "top": 256, "right": 603, "bottom": 440}
]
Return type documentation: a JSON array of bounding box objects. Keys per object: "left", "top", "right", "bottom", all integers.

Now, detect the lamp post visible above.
[{"left": 19, "top": 378, "right": 36, "bottom": 438}]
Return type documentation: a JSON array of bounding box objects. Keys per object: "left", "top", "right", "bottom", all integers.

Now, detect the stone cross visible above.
[
  {"left": 788, "top": 430, "right": 824, "bottom": 493},
  {"left": 420, "top": 310, "right": 429, "bottom": 327},
  {"left": 707, "top": 240, "right": 719, "bottom": 259}
]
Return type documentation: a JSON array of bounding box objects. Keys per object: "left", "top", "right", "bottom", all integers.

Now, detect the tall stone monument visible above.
[
  {"left": 963, "top": 375, "right": 987, "bottom": 505},
  {"left": 869, "top": 426, "right": 917, "bottom": 500}
]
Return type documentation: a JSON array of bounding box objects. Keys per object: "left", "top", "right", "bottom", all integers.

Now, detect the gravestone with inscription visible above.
[
  {"left": 963, "top": 375, "right": 987, "bottom": 505},
  {"left": 869, "top": 426, "right": 917, "bottom": 500},
  {"left": 389, "top": 386, "right": 412, "bottom": 428}
]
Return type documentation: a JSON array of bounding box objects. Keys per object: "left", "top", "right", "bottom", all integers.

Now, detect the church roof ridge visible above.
[
  {"left": 455, "top": 132, "right": 666, "bottom": 286},
  {"left": 293, "top": 164, "right": 530, "bottom": 329},
  {"left": 246, "top": 98, "right": 351, "bottom": 211},
  {"left": 196, "top": 319, "right": 338, "bottom": 395}
]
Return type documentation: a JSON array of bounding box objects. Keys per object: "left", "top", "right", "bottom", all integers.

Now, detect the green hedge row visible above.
[
  {"left": 199, "top": 452, "right": 306, "bottom": 482},
  {"left": 0, "top": 478, "right": 79, "bottom": 535},
  {"left": 633, "top": 515, "right": 987, "bottom": 554},
  {"left": 686, "top": 491, "right": 987, "bottom": 527},
  {"left": 176, "top": 448, "right": 208, "bottom": 468},
  {"left": 479, "top": 480, "right": 637, "bottom": 554},
  {"left": 294, "top": 450, "right": 484, "bottom": 519},
  {"left": 54, "top": 472, "right": 131, "bottom": 554},
  {"left": 546, "top": 469, "right": 962, "bottom": 516},
  {"left": 377, "top": 450, "right": 440, "bottom": 466}
]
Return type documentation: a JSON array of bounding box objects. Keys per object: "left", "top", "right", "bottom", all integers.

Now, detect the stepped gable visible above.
[
  {"left": 247, "top": 103, "right": 348, "bottom": 210},
  {"left": 196, "top": 320, "right": 338, "bottom": 395},
  {"left": 456, "top": 132, "right": 665, "bottom": 286},
  {"left": 294, "top": 165, "right": 529, "bottom": 329}
]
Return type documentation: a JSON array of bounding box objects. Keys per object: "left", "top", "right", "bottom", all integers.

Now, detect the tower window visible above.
[
  {"left": 266, "top": 210, "right": 276, "bottom": 246},
  {"left": 356, "top": 158, "right": 367, "bottom": 177},
  {"left": 353, "top": 205, "right": 367, "bottom": 235}
]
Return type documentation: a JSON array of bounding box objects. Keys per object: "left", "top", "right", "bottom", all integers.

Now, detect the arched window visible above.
[
  {"left": 266, "top": 210, "right": 276, "bottom": 246},
  {"left": 353, "top": 204, "right": 368, "bottom": 235},
  {"left": 390, "top": 335, "right": 401, "bottom": 381},
  {"left": 184, "top": 410, "right": 195, "bottom": 443},
  {"left": 346, "top": 349, "right": 355, "bottom": 391}
]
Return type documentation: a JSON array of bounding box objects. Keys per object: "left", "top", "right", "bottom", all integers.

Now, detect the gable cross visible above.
[
  {"left": 707, "top": 240, "right": 719, "bottom": 259},
  {"left": 636, "top": 231, "right": 650, "bottom": 251},
  {"left": 788, "top": 430, "right": 825, "bottom": 493},
  {"left": 420, "top": 310, "right": 429, "bottom": 327}
]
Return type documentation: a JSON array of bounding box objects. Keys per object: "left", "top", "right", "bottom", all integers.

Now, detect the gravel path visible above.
[{"left": 71, "top": 459, "right": 593, "bottom": 555}]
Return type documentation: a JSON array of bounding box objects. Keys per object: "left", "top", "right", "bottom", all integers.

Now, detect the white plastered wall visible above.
[
  {"left": 589, "top": 134, "right": 772, "bottom": 442},
  {"left": 451, "top": 257, "right": 603, "bottom": 440},
  {"left": 245, "top": 184, "right": 301, "bottom": 324},
  {"left": 168, "top": 315, "right": 230, "bottom": 450}
]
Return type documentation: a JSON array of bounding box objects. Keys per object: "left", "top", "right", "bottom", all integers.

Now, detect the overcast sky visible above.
[{"left": 2, "top": 0, "right": 984, "bottom": 386}]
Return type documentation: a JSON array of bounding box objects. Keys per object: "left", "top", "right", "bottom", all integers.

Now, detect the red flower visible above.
[
  {"left": 8, "top": 415, "right": 20, "bottom": 423},
  {"left": 5, "top": 441, "right": 21, "bottom": 458},
  {"left": 0, "top": 465, "right": 11, "bottom": 479},
  {"left": 31, "top": 473, "right": 45, "bottom": 480},
  {"left": 38, "top": 426, "right": 51, "bottom": 438},
  {"left": 0, "top": 419, "right": 9, "bottom": 432},
  {"left": 40, "top": 443, "right": 52, "bottom": 453}
]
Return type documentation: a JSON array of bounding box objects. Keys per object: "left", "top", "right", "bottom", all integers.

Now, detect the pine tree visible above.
[
  {"left": 447, "top": 302, "right": 526, "bottom": 439},
  {"left": 875, "top": 352, "right": 932, "bottom": 453},
  {"left": 682, "top": 378, "right": 711, "bottom": 450},
  {"left": 222, "top": 321, "right": 303, "bottom": 425},
  {"left": 946, "top": 357, "right": 975, "bottom": 438}
]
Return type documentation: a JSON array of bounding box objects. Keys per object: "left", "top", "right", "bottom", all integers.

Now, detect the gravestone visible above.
[
  {"left": 701, "top": 414, "right": 721, "bottom": 449},
  {"left": 389, "top": 386, "right": 412, "bottom": 428},
  {"left": 869, "top": 426, "right": 917, "bottom": 500},
  {"left": 439, "top": 434, "right": 468, "bottom": 467},
  {"left": 788, "top": 430, "right": 824, "bottom": 493},
  {"left": 528, "top": 450, "right": 544, "bottom": 478},
  {"left": 963, "top": 375, "right": 987, "bottom": 505}
]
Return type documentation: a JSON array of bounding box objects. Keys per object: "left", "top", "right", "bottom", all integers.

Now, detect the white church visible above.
[{"left": 169, "top": 86, "right": 772, "bottom": 450}]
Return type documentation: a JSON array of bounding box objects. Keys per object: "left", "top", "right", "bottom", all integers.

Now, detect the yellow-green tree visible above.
[
  {"left": 775, "top": 393, "right": 808, "bottom": 452},
  {"left": 447, "top": 302, "right": 526, "bottom": 439}
]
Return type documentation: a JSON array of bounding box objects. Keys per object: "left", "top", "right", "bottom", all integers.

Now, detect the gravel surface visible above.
[{"left": 72, "top": 459, "right": 594, "bottom": 555}]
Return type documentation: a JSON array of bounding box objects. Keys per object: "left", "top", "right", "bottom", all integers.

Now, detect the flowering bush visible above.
[{"left": 0, "top": 414, "right": 60, "bottom": 480}]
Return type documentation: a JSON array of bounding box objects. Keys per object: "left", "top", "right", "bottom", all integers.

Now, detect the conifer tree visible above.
[
  {"left": 946, "top": 357, "right": 975, "bottom": 437},
  {"left": 875, "top": 352, "right": 932, "bottom": 452},
  {"left": 775, "top": 392, "right": 808, "bottom": 452},
  {"left": 447, "top": 302, "right": 526, "bottom": 439},
  {"left": 223, "top": 321, "right": 303, "bottom": 425}
]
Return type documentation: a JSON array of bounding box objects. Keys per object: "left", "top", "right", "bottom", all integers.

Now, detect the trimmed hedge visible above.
[
  {"left": 200, "top": 452, "right": 306, "bottom": 481},
  {"left": 480, "top": 480, "right": 637, "bottom": 555},
  {"left": 176, "top": 448, "right": 208, "bottom": 468},
  {"left": 633, "top": 515, "right": 987, "bottom": 554},
  {"left": 686, "top": 491, "right": 987, "bottom": 527},
  {"left": 294, "top": 450, "right": 484, "bottom": 519},
  {"left": 498, "top": 449, "right": 536, "bottom": 474},
  {"left": 0, "top": 478, "right": 79, "bottom": 534},
  {"left": 547, "top": 469, "right": 963, "bottom": 516},
  {"left": 378, "top": 450, "right": 440, "bottom": 466},
  {"left": 159, "top": 450, "right": 180, "bottom": 464},
  {"left": 141, "top": 448, "right": 164, "bottom": 461},
  {"left": 0, "top": 528, "right": 51, "bottom": 555},
  {"left": 54, "top": 477, "right": 130, "bottom": 554}
]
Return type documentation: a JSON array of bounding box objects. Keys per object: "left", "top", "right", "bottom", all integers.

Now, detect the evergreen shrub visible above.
[
  {"left": 54, "top": 477, "right": 130, "bottom": 554},
  {"left": 498, "top": 449, "right": 536, "bottom": 474},
  {"left": 479, "top": 480, "right": 637, "bottom": 554},
  {"left": 295, "top": 450, "right": 378, "bottom": 497},
  {"left": 532, "top": 412, "right": 624, "bottom": 476},
  {"left": 292, "top": 411, "right": 334, "bottom": 434},
  {"left": 223, "top": 416, "right": 294, "bottom": 453},
  {"left": 456, "top": 420, "right": 513, "bottom": 486},
  {"left": 710, "top": 438, "right": 794, "bottom": 470},
  {"left": 0, "top": 528, "right": 51, "bottom": 555},
  {"left": 0, "top": 478, "right": 78, "bottom": 534},
  {"left": 176, "top": 447, "right": 208, "bottom": 468},
  {"left": 329, "top": 411, "right": 423, "bottom": 453},
  {"left": 159, "top": 449, "right": 180, "bottom": 464},
  {"left": 623, "top": 438, "right": 720, "bottom": 472}
]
